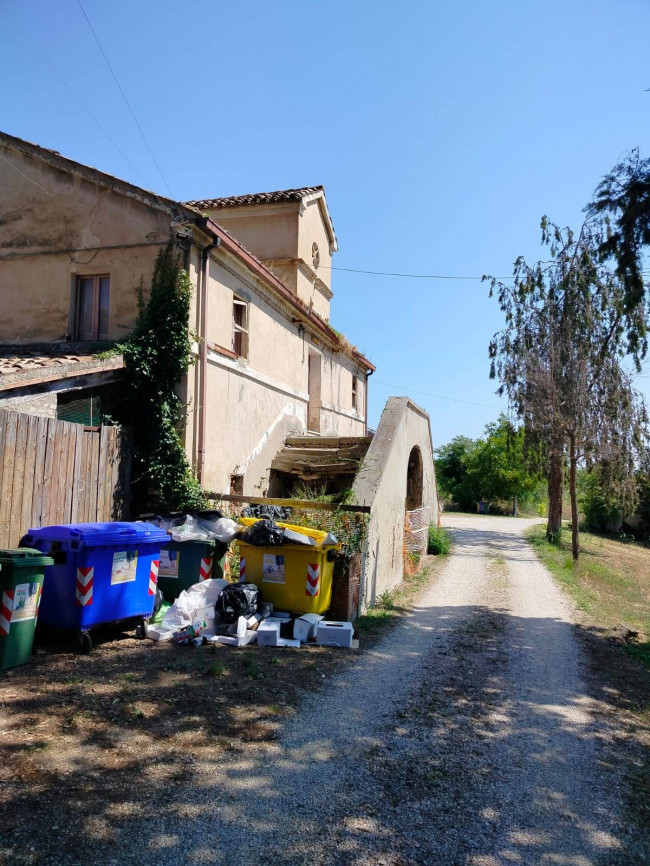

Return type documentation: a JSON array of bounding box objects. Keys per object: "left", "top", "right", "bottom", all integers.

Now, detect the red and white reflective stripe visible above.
[
  {"left": 148, "top": 560, "right": 159, "bottom": 595},
  {"left": 239, "top": 557, "right": 246, "bottom": 581},
  {"left": 76, "top": 567, "right": 94, "bottom": 607},
  {"left": 0, "top": 590, "right": 13, "bottom": 636},
  {"left": 305, "top": 563, "right": 320, "bottom": 597},
  {"left": 199, "top": 556, "right": 213, "bottom": 581}
]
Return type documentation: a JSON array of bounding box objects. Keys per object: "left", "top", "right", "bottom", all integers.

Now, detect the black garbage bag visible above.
[
  {"left": 215, "top": 583, "right": 260, "bottom": 624},
  {"left": 239, "top": 518, "right": 285, "bottom": 546},
  {"left": 242, "top": 504, "right": 293, "bottom": 521}
]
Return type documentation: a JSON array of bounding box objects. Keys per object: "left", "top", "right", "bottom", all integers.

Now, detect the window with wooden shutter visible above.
[{"left": 232, "top": 296, "right": 249, "bottom": 358}]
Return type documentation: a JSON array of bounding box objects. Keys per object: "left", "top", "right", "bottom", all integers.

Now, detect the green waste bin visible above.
[
  {"left": 157, "top": 539, "right": 228, "bottom": 601},
  {"left": 0, "top": 548, "right": 54, "bottom": 670}
]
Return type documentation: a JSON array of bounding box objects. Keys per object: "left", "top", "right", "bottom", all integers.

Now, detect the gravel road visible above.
[{"left": 103, "top": 514, "right": 634, "bottom": 865}]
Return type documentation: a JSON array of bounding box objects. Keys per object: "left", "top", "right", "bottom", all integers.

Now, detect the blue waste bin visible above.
[{"left": 21, "top": 522, "right": 169, "bottom": 652}]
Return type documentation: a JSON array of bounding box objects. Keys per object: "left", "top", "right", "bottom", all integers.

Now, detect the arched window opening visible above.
[{"left": 406, "top": 446, "right": 423, "bottom": 510}]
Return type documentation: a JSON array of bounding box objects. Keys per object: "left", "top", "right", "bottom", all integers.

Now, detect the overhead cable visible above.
[{"left": 76, "top": 0, "right": 175, "bottom": 199}]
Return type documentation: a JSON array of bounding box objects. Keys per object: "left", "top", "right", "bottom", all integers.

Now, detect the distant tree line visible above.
[{"left": 435, "top": 415, "right": 543, "bottom": 516}]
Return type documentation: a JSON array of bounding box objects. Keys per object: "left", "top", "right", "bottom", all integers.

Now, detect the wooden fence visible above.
[{"left": 0, "top": 409, "right": 131, "bottom": 548}]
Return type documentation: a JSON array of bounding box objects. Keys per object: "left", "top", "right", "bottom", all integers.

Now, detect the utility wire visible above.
[
  {"left": 6, "top": 11, "right": 160, "bottom": 198},
  {"left": 76, "top": 0, "right": 174, "bottom": 199},
  {"left": 373, "top": 379, "right": 503, "bottom": 410}
]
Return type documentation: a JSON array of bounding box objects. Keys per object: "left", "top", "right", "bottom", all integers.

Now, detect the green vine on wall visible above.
[{"left": 122, "top": 239, "right": 206, "bottom": 515}]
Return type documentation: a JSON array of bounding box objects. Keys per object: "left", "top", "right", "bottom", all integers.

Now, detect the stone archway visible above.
[{"left": 406, "top": 445, "right": 423, "bottom": 510}]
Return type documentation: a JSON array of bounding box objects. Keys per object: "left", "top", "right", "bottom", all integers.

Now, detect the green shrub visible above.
[{"left": 427, "top": 525, "right": 451, "bottom": 555}]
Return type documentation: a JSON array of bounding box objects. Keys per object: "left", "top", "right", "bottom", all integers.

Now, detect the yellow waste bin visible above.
[{"left": 237, "top": 520, "right": 340, "bottom": 615}]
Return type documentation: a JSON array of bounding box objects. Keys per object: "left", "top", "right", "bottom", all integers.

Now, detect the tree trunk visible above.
[
  {"left": 512, "top": 495, "right": 518, "bottom": 517},
  {"left": 569, "top": 435, "right": 579, "bottom": 561},
  {"left": 547, "top": 449, "right": 563, "bottom": 542}
]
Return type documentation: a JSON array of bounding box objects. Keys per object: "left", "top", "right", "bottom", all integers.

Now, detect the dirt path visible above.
[{"left": 8, "top": 515, "right": 646, "bottom": 866}]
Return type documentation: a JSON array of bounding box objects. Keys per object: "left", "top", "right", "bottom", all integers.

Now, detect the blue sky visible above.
[{"left": 2, "top": 0, "right": 650, "bottom": 447}]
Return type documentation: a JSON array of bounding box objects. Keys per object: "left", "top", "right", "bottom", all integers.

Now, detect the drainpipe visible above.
[
  {"left": 198, "top": 239, "right": 219, "bottom": 485},
  {"left": 364, "top": 367, "right": 373, "bottom": 436}
]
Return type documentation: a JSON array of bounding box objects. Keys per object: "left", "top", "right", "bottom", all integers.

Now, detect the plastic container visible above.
[
  {"left": 237, "top": 519, "right": 340, "bottom": 615},
  {"left": 0, "top": 549, "right": 54, "bottom": 669},
  {"left": 157, "top": 538, "right": 227, "bottom": 602},
  {"left": 21, "top": 522, "right": 169, "bottom": 652}
]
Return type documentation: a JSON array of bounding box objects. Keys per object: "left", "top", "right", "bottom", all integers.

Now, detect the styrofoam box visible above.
[
  {"left": 316, "top": 620, "right": 354, "bottom": 648},
  {"left": 293, "top": 613, "right": 324, "bottom": 643},
  {"left": 256, "top": 620, "right": 281, "bottom": 647}
]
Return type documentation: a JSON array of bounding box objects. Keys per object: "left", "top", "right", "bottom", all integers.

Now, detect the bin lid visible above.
[
  {"left": 23, "top": 522, "right": 169, "bottom": 547},
  {"left": 0, "top": 547, "right": 54, "bottom": 567}
]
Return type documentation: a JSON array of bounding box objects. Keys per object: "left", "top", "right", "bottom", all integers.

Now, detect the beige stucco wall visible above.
[
  {"left": 205, "top": 195, "right": 333, "bottom": 318},
  {"left": 352, "top": 397, "right": 438, "bottom": 609},
  {"left": 0, "top": 144, "right": 171, "bottom": 343},
  {"left": 0, "top": 142, "right": 368, "bottom": 500},
  {"left": 186, "top": 245, "right": 367, "bottom": 493}
]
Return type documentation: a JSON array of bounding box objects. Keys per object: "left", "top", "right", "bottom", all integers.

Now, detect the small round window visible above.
[{"left": 312, "top": 242, "right": 320, "bottom": 269}]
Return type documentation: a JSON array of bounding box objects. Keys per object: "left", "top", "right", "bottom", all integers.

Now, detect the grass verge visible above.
[{"left": 525, "top": 524, "right": 650, "bottom": 668}]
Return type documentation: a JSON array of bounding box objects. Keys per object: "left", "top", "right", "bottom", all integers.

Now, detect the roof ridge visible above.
[{"left": 184, "top": 186, "right": 324, "bottom": 208}]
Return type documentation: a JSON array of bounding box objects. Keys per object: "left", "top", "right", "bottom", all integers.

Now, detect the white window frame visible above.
[
  {"left": 352, "top": 375, "right": 359, "bottom": 411},
  {"left": 232, "top": 296, "right": 249, "bottom": 359}
]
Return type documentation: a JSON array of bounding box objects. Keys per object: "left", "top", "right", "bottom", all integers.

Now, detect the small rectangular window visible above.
[
  {"left": 352, "top": 375, "right": 359, "bottom": 411},
  {"left": 232, "top": 296, "right": 249, "bottom": 358},
  {"left": 74, "top": 275, "right": 110, "bottom": 341}
]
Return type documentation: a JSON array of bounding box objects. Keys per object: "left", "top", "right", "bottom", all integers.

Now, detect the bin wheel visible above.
[
  {"left": 135, "top": 621, "right": 148, "bottom": 640},
  {"left": 78, "top": 632, "right": 93, "bottom": 654}
]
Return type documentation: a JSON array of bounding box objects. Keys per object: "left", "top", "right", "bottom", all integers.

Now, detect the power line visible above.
[
  {"left": 76, "top": 0, "right": 174, "bottom": 199},
  {"left": 6, "top": 11, "right": 159, "bottom": 197},
  {"left": 373, "top": 379, "right": 503, "bottom": 410},
  {"left": 330, "top": 266, "right": 496, "bottom": 280}
]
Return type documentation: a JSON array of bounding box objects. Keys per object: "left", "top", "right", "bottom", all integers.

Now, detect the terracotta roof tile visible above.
[{"left": 185, "top": 186, "right": 324, "bottom": 210}]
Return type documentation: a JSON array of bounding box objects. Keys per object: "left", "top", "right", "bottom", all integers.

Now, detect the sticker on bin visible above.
[
  {"left": 148, "top": 560, "right": 159, "bottom": 595},
  {"left": 11, "top": 583, "right": 41, "bottom": 622},
  {"left": 306, "top": 563, "right": 320, "bottom": 597},
  {"left": 159, "top": 548, "right": 180, "bottom": 578},
  {"left": 76, "top": 567, "right": 94, "bottom": 606},
  {"left": 263, "top": 554, "right": 285, "bottom": 584},
  {"left": 239, "top": 557, "right": 246, "bottom": 581},
  {"left": 199, "top": 556, "right": 213, "bottom": 581},
  {"left": 111, "top": 550, "right": 138, "bottom": 584}
]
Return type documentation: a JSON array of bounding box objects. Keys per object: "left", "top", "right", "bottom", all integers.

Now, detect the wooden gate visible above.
[{"left": 0, "top": 409, "right": 131, "bottom": 548}]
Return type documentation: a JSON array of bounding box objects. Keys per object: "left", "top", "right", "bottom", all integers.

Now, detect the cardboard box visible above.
[
  {"left": 293, "top": 613, "right": 324, "bottom": 643},
  {"left": 256, "top": 620, "right": 281, "bottom": 647},
  {"left": 215, "top": 630, "right": 258, "bottom": 647},
  {"left": 316, "top": 620, "right": 354, "bottom": 648}
]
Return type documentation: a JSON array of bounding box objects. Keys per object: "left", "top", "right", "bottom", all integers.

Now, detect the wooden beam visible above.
[{"left": 208, "top": 493, "right": 370, "bottom": 514}]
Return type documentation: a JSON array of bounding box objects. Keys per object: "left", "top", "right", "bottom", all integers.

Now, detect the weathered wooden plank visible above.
[
  {"left": 86, "top": 429, "right": 100, "bottom": 521},
  {"left": 0, "top": 413, "right": 8, "bottom": 542},
  {"left": 208, "top": 493, "right": 371, "bottom": 513},
  {"left": 40, "top": 418, "right": 59, "bottom": 527},
  {"left": 59, "top": 422, "right": 77, "bottom": 523},
  {"left": 9, "top": 413, "right": 29, "bottom": 546},
  {"left": 69, "top": 424, "right": 83, "bottom": 524},
  {"left": 96, "top": 426, "right": 109, "bottom": 521},
  {"left": 284, "top": 436, "right": 373, "bottom": 448},
  {"left": 30, "top": 416, "right": 49, "bottom": 528},
  {"left": 0, "top": 412, "right": 19, "bottom": 547},
  {"left": 49, "top": 419, "right": 66, "bottom": 526},
  {"left": 105, "top": 428, "right": 119, "bottom": 520},
  {"left": 20, "top": 415, "right": 38, "bottom": 538}
]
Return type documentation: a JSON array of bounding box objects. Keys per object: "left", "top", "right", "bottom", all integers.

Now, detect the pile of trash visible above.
[
  {"left": 146, "top": 509, "right": 335, "bottom": 549},
  {"left": 147, "top": 578, "right": 356, "bottom": 649}
]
